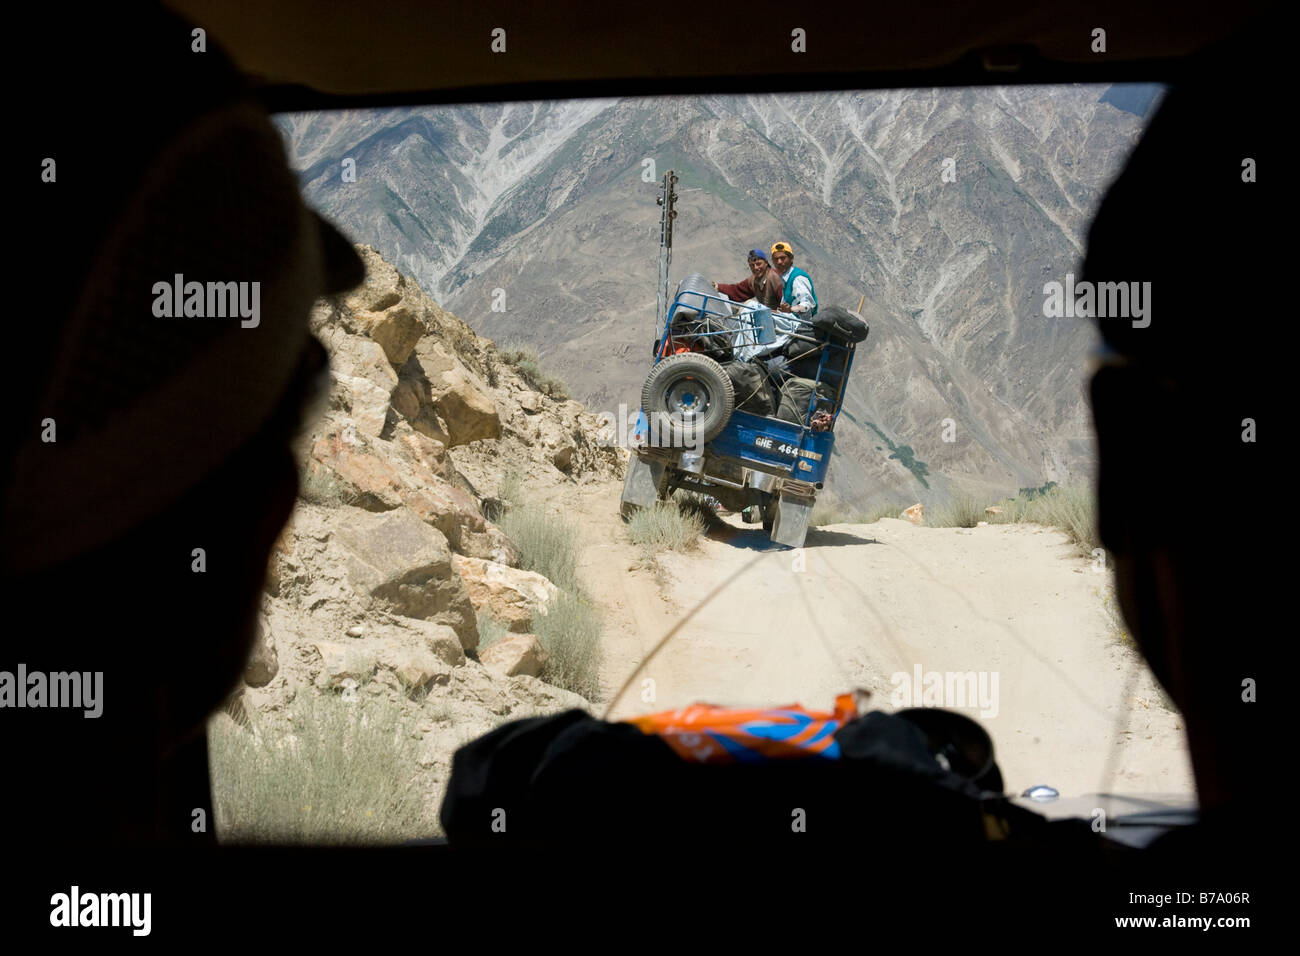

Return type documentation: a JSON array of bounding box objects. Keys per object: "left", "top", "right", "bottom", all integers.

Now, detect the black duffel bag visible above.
[
  {"left": 812, "top": 304, "right": 870, "bottom": 343},
  {"left": 722, "top": 359, "right": 775, "bottom": 416}
]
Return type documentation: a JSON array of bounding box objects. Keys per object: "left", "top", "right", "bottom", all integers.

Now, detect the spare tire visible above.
[{"left": 641, "top": 353, "right": 735, "bottom": 447}]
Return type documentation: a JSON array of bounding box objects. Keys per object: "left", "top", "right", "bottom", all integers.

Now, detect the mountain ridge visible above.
[{"left": 276, "top": 85, "right": 1159, "bottom": 509}]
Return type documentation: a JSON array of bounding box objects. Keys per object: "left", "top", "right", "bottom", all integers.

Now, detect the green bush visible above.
[
  {"left": 492, "top": 496, "right": 603, "bottom": 699},
  {"left": 625, "top": 499, "right": 707, "bottom": 554},
  {"left": 208, "top": 692, "right": 436, "bottom": 845},
  {"left": 857, "top": 503, "right": 903, "bottom": 523},
  {"left": 534, "top": 590, "right": 603, "bottom": 701},
  {"left": 810, "top": 501, "right": 852, "bottom": 527},
  {"left": 987, "top": 483, "right": 1099, "bottom": 556},
  {"left": 499, "top": 344, "right": 570, "bottom": 400},
  {"left": 1032, "top": 483, "right": 1098, "bottom": 554},
  {"left": 498, "top": 469, "right": 526, "bottom": 511},
  {"left": 497, "top": 502, "right": 582, "bottom": 593},
  {"left": 1018, "top": 480, "right": 1060, "bottom": 501},
  {"left": 929, "top": 491, "right": 987, "bottom": 528},
  {"left": 476, "top": 614, "right": 511, "bottom": 652}
]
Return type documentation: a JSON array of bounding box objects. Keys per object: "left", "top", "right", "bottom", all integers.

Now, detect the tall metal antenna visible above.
[{"left": 655, "top": 170, "right": 678, "bottom": 328}]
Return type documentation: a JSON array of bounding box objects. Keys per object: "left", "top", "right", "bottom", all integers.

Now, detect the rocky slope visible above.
[
  {"left": 218, "top": 244, "right": 624, "bottom": 833},
  {"left": 276, "top": 86, "right": 1161, "bottom": 511}
]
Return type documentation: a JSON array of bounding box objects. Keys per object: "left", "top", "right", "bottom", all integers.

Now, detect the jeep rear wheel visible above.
[{"left": 640, "top": 353, "right": 735, "bottom": 447}]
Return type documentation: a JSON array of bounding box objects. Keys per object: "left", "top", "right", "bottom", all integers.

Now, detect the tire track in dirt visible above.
[{"left": 559, "top": 480, "right": 1193, "bottom": 798}]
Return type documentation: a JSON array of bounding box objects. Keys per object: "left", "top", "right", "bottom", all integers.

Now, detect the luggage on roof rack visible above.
[{"left": 812, "top": 304, "right": 869, "bottom": 343}]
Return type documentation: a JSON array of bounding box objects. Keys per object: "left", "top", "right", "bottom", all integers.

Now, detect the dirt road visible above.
[{"left": 564, "top": 481, "right": 1193, "bottom": 799}]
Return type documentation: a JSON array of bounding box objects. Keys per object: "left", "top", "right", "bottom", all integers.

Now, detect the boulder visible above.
[
  {"left": 394, "top": 347, "right": 466, "bottom": 446},
  {"left": 434, "top": 366, "right": 501, "bottom": 446},
  {"left": 454, "top": 522, "right": 520, "bottom": 564},
  {"left": 400, "top": 476, "right": 519, "bottom": 564},
  {"left": 400, "top": 340, "right": 499, "bottom": 445},
  {"left": 352, "top": 304, "right": 424, "bottom": 368},
  {"left": 319, "top": 327, "right": 400, "bottom": 396},
  {"left": 330, "top": 373, "right": 391, "bottom": 437},
  {"left": 389, "top": 419, "right": 452, "bottom": 481},
  {"left": 404, "top": 619, "right": 470, "bottom": 663},
  {"left": 534, "top": 418, "right": 578, "bottom": 473},
  {"left": 400, "top": 477, "right": 482, "bottom": 536},
  {"left": 479, "top": 634, "right": 549, "bottom": 678},
  {"left": 331, "top": 507, "right": 478, "bottom": 648},
  {"left": 390, "top": 377, "right": 451, "bottom": 446},
  {"left": 409, "top": 338, "right": 458, "bottom": 380},
  {"left": 309, "top": 423, "right": 405, "bottom": 511},
  {"left": 507, "top": 673, "right": 591, "bottom": 711},
  {"left": 453, "top": 554, "right": 559, "bottom": 633},
  {"left": 307, "top": 418, "right": 518, "bottom": 564}
]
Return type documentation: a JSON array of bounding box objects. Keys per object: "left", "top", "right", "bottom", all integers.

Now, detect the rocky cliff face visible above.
[
  {"left": 225, "top": 245, "right": 624, "bottom": 829},
  {"left": 277, "top": 87, "right": 1160, "bottom": 509}
]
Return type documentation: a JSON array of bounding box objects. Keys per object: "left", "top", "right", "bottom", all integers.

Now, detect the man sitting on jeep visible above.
[
  {"left": 712, "top": 248, "right": 784, "bottom": 310},
  {"left": 770, "top": 241, "right": 817, "bottom": 318}
]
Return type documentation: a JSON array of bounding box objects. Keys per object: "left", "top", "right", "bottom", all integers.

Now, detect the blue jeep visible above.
[{"left": 620, "top": 280, "right": 865, "bottom": 548}]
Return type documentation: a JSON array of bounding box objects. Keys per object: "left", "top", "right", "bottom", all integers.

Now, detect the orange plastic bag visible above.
[{"left": 623, "top": 693, "right": 858, "bottom": 763}]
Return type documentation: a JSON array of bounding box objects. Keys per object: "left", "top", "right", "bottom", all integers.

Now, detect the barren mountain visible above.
[{"left": 276, "top": 86, "right": 1159, "bottom": 510}]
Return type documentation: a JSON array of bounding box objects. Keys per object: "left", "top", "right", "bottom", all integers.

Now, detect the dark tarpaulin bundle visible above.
[
  {"left": 811, "top": 305, "right": 870, "bottom": 343},
  {"left": 438, "top": 701, "right": 1082, "bottom": 849}
]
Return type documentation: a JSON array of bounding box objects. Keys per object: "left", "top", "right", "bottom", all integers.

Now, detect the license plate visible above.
[{"left": 751, "top": 434, "right": 800, "bottom": 458}]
